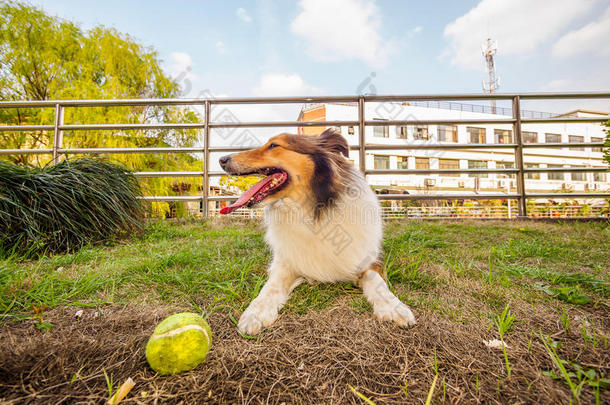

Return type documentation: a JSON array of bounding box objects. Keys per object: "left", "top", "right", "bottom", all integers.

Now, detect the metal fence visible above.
[
  {"left": 0, "top": 92, "right": 609, "bottom": 219},
  {"left": 393, "top": 99, "right": 556, "bottom": 119}
]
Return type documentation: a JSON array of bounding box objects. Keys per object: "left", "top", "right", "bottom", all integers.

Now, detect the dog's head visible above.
[{"left": 219, "top": 128, "right": 350, "bottom": 217}]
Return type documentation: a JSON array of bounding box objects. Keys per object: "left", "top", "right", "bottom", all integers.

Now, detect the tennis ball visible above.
[{"left": 145, "top": 312, "right": 212, "bottom": 375}]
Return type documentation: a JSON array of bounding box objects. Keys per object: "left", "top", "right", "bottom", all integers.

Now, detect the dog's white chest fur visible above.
[{"left": 263, "top": 176, "right": 382, "bottom": 283}]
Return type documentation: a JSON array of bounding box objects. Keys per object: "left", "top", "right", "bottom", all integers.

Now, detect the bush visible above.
[
  {"left": 604, "top": 120, "right": 610, "bottom": 163},
  {"left": 0, "top": 158, "right": 146, "bottom": 257}
]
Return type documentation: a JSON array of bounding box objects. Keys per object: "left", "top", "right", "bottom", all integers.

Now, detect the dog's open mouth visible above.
[{"left": 220, "top": 169, "right": 288, "bottom": 214}]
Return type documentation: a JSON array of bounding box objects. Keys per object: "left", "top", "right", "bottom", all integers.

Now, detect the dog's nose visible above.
[{"left": 219, "top": 155, "right": 231, "bottom": 169}]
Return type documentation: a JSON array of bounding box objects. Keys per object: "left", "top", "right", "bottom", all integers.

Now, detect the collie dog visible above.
[{"left": 219, "top": 129, "right": 415, "bottom": 335}]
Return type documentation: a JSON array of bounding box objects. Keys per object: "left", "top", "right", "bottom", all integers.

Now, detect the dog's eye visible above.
[{"left": 268, "top": 143, "right": 279, "bottom": 150}]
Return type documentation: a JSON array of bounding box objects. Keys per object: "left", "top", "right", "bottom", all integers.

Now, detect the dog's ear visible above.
[
  {"left": 311, "top": 152, "right": 336, "bottom": 219},
  {"left": 318, "top": 128, "right": 349, "bottom": 157}
]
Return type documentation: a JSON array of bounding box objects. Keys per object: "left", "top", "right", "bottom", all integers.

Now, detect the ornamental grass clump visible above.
[{"left": 0, "top": 158, "right": 146, "bottom": 257}]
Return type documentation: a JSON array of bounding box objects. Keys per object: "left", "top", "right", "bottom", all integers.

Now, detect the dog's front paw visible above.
[
  {"left": 237, "top": 306, "right": 278, "bottom": 336},
  {"left": 374, "top": 299, "right": 416, "bottom": 327},
  {"left": 237, "top": 311, "right": 264, "bottom": 335}
]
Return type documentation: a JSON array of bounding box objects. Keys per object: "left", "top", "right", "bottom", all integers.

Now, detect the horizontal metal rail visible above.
[
  {"left": 2, "top": 118, "right": 608, "bottom": 132},
  {"left": 139, "top": 195, "right": 202, "bottom": 202},
  {"left": 523, "top": 142, "right": 605, "bottom": 148},
  {"left": 523, "top": 167, "right": 607, "bottom": 173},
  {"left": 366, "top": 168, "right": 519, "bottom": 175},
  {"left": 5, "top": 143, "right": 601, "bottom": 154},
  {"left": 0, "top": 125, "right": 55, "bottom": 131},
  {"left": 365, "top": 119, "right": 516, "bottom": 125},
  {"left": 114, "top": 167, "right": 610, "bottom": 179},
  {"left": 0, "top": 148, "right": 53, "bottom": 155},
  {"left": 134, "top": 171, "right": 204, "bottom": 178},
  {"left": 376, "top": 193, "right": 520, "bottom": 200},
  {"left": 1, "top": 92, "right": 609, "bottom": 219},
  {"left": 361, "top": 143, "right": 519, "bottom": 150},
  {"left": 61, "top": 147, "right": 203, "bottom": 154},
  {"left": 139, "top": 192, "right": 610, "bottom": 202}
]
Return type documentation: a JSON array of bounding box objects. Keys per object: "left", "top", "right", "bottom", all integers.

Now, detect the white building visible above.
[{"left": 298, "top": 102, "right": 608, "bottom": 197}]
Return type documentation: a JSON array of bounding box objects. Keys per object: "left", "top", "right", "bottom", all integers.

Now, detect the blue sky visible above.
[{"left": 31, "top": 0, "right": 610, "bottom": 111}]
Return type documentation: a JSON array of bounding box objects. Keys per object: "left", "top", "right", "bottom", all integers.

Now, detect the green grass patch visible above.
[{"left": 0, "top": 219, "right": 608, "bottom": 323}]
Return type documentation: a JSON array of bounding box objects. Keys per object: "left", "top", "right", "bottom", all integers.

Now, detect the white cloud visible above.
[
  {"left": 236, "top": 7, "right": 252, "bottom": 23},
  {"left": 552, "top": 7, "right": 610, "bottom": 58},
  {"left": 407, "top": 25, "right": 423, "bottom": 38},
  {"left": 166, "top": 52, "right": 196, "bottom": 80},
  {"left": 291, "top": 0, "right": 393, "bottom": 67},
  {"left": 539, "top": 79, "right": 574, "bottom": 92},
  {"left": 443, "top": 0, "right": 598, "bottom": 69},
  {"left": 252, "top": 73, "right": 320, "bottom": 97},
  {"left": 215, "top": 41, "right": 226, "bottom": 54},
  {"left": 537, "top": 78, "right": 610, "bottom": 112}
]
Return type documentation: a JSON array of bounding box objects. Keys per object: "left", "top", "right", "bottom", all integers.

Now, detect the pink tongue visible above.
[{"left": 220, "top": 172, "right": 284, "bottom": 214}]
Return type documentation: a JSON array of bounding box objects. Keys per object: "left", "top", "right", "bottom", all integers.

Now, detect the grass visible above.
[
  {"left": 494, "top": 304, "right": 515, "bottom": 377},
  {"left": 0, "top": 218, "right": 608, "bottom": 403},
  {"left": 0, "top": 158, "right": 145, "bottom": 258},
  {"left": 1, "top": 219, "right": 608, "bottom": 319}
]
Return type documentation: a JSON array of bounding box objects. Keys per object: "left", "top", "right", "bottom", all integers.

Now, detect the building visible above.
[{"left": 297, "top": 102, "right": 608, "bottom": 198}]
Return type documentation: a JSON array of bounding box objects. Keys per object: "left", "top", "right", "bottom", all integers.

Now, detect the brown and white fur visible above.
[{"left": 219, "top": 129, "right": 415, "bottom": 335}]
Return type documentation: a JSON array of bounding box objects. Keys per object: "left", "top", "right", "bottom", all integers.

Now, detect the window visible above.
[
  {"left": 411, "top": 125, "right": 430, "bottom": 140},
  {"left": 415, "top": 157, "right": 430, "bottom": 169},
  {"left": 396, "top": 126, "right": 408, "bottom": 139},
  {"left": 525, "top": 164, "right": 540, "bottom": 180},
  {"left": 547, "top": 164, "right": 564, "bottom": 181},
  {"left": 496, "top": 161, "right": 515, "bottom": 179},
  {"left": 397, "top": 156, "right": 408, "bottom": 169},
  {"left": 439, "top": 158, "right": 460, "bottom": 177},
  {"left": 373, "top": 119, "right": 389, "bottom": 138},
  {"left": 467, "top": 127, "right": 486, "bottom": 144},
  {"left": 545, "top": 133, "right": 561, "bottom": 143},
  {"left": 569, "top": 135, "right": 584, "bottom": 151},
  {"left": 373, "top": 155, "right": 390, "bottom": 169},
  {"left": 496, "top": 161, "right": 514, "bottom": 169},
  {"left": 494, "top": 129, "right": 513, "bottom": 144},
  {"left": 570, "top": 168, "right": 585, "bottom": 181},
  {"left": 591, "top": 137, "right": 603, "bottom": 152},
  {"left": 523, "top": 131, "right": 537, "bottom": 144},
  {"left": 594, "top": 171, "right": 606, "bottom": 182},
  {"left": 468, "top": 160, "right": 488, "bottom": 178},
  {"left": 438, "top": 125, "right": 458, "bottom": 142}
]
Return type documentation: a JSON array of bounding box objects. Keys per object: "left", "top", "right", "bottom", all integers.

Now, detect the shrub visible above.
[
  {"left": 604, "top": 120, "right": 610, "bottom": 163},
  {"left": 0, "top": 158, "right": 146, "bottom": 257}
]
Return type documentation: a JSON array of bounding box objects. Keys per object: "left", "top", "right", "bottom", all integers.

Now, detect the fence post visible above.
[
  {"left": 52, "top": 103, "right": 64, "bottom": 164},
  {"left": 358, "top": 96, "right": 366, "bottom": 174},
  {"left": 203, "top": 100, "right": 210, "bottom": 218},
  {"left": 512, "top": 95, "right": 527, "bottom": 217}
]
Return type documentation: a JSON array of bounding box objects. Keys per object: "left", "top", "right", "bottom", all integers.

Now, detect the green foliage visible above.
[
  {"left": 0, "top": 1, "right": 202, "bottom": 215},
  {"left": 219, "top": 175, "right": 261, "bottom": 192},
  {"left": 533, "top": 282, "right": 591, "bottom": 305},
  {"left": 494, "top": 304, "right": 516, "bottom": 336},
  {"left": 0, "top": 157, "right": 145, "bottom": 257},
  {"left": 494, "top": 304, "right": 515, "bottom": 377},
  {"left": 604, "top": 120, "right": 610, "bottom": 163},
  {"left": 540, "top": 334, "right": 609, "bottom": 404}
]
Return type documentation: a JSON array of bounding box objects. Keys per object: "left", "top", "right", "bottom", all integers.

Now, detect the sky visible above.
[{"left": 30, "top": 0, "right": 610, "bottom": 113}]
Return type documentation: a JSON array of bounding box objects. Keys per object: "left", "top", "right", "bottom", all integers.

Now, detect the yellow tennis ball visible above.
[{"left": 145, "top": 312, "right": 212, "bottom": 375}]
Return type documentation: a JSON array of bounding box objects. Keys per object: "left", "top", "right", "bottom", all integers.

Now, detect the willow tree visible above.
[{"left": 0, "top": 1, "right": 202, "bottom": 216}]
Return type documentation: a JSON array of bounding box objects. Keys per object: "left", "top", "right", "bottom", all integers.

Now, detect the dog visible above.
[{"left": 219, "top": 128, "right": 415, "bottom": 335}]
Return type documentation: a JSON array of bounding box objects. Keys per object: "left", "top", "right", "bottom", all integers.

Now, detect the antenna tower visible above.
[{"left": 482, "top": 38, "right": 499, "bottom": 114}]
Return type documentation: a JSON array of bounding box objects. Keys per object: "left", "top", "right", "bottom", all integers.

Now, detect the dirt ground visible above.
[{"left": 1, "top": 300, "right": 607, "bottom": 404}]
